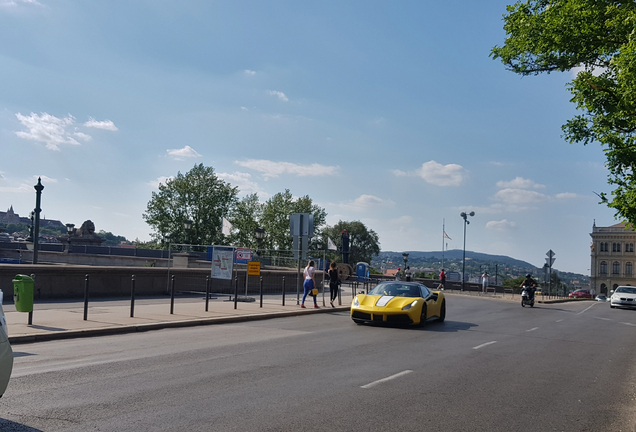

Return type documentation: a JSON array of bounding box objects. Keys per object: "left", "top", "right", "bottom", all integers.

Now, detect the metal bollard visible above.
[
  {"left": 170, "top": 275, "right": 175, "bottom": 314},
  {"left": 83, "top": 274, "right": 89, "bottom": 321},
  {"left": 234, "top": 276, "right": 238, "bottom": 310},
  {"left": 282, "top": 276, "right": 286, "bottom": 306},
  {"left": 130, "top": 275, "right": 135, "bottom": 318},
  {"left": 260, "top": 276, "right": 263, "bottom": 307},
  {"left": 205, "top": 275, "right": 210, "bottom": 312}
]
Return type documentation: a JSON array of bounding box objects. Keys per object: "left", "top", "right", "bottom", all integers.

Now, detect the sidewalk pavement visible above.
[
  {"left": 3, "top": 289, "right": 585, "bottom": 345},
  {"left": 4, "top": 291, "right": 355, "bottom": 344}
]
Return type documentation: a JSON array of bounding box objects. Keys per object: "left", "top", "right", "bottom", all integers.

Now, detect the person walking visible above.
[
  {"left": 482, "top": 271, "right": 489, "bottom": 293},
  {"left": 405, "top": 266, "right": 412, "bottom": 282},
  {"left": 302, "top": 260, "right": 319, "bottom": 308},
  {"left": 439, "top": 269, "right": 446, "bottom": 290},
  {"left": 328, "top": 261, "right": 340, "bottom": 308}
]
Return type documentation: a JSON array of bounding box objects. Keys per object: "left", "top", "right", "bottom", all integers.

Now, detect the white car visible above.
[
  {"left": 0, "top": 291, "right": 12, "bottom": 397},
  {"left": 610, "top": 286, "right": 636, "bottom": 309}
]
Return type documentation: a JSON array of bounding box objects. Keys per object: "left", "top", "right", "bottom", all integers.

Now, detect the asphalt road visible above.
[{"left": 1, "top": 294, "right": 635, "bottom": 432}]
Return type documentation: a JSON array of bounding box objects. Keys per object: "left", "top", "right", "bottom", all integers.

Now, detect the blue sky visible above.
[{"left": 0, "top": 0, "right": 615, "bottom": 275}]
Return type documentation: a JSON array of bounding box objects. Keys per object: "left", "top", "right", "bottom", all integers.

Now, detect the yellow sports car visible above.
[{"left": 351, "top": 281, "right": 445, "bottom": 326}]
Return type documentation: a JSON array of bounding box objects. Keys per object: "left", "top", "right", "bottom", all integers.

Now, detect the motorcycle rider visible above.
[{"left": 520, "top": 274, "right": 537, "bottom": 300}]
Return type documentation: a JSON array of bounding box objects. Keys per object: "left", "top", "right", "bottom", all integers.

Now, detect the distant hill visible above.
[{"left": 378, "top": 250, "right": 536, "bottom": 269}]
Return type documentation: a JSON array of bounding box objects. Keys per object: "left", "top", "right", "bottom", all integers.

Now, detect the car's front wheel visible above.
[
  {"left": 438, "top": 300, "right": 446, "bottom": 322},
  {"left": 419, "top": 304, "right": 427, "bottom": 327}
]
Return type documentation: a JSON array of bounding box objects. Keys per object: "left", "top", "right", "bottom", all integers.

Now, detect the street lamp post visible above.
[
  {"left": 460, "top": 211, "right": 475, "bottom": 291},
  {"left": 183, "top": 219, "right": 193, "bottom": 250},
  {"left": 254, "top": 227, "right": 265, "bottom": 257},
  {"left": 402, "top": 252, "right": 409, "bottom": 280},
  {"left": 32, "top": 178, "right": 44, "bottom": 264},
  {"left": 65, "top": 223, "right": 75, "bottom": 252}
]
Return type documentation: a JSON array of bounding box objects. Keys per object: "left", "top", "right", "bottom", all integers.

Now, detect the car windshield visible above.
[
  {"left": 616, "top": 287, "right": 636, "bottom": 294},
  {"left": 369, "top": 283, "right": 421, "bottom": 298}
]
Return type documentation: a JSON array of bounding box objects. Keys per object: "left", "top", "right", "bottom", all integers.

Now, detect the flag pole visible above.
[{"left": 442, "top": 219, "right": 445, "bottom": 270}]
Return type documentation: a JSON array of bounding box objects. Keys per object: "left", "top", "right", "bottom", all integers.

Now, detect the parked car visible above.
[
  {"left": 596, "top": 294, "right": 608, "bottom": 302},
  {"left": 569, "top": 289, "right": 592, "bottom": 299},
  {"left": 610, "top": 286, "right": 636, "bottom": 309},
  {"left": 0, "top": 291, "right": 13, "bottom": 397}
]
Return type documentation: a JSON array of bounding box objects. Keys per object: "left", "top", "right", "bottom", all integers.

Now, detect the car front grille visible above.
[
  {"left": 352, "top": 311, "right": 371, "bottom": 320},
  {"left": 386, "top": 314, "right": 412, "bottom": 325}
]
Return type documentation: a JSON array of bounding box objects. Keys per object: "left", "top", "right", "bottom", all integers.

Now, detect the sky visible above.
[{"left": 0, "top": 0, "right": 617, "bottom": 275}]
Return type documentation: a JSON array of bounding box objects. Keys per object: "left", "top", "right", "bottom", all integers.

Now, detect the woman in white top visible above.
[{"left": 301, "top": 260, "right": 319, "bottom": 308}]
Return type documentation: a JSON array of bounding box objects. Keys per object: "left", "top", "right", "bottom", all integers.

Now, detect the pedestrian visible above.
[
  {"left": 302, "top": 260, "right": 319, "bottom": 308},
  {"left": 482, "top": 271, "right": 488, "bottom": 293},
  {"left": 439, "top": 269, "right": 446, "bottom": 290},
  {"left": 328, "top": 261, "right": 340, "bottom": 308},
  {"left": 396, "top": 267, "right": 401, "bottom": 281},
  {"left": 405, "top": 266, "right": 412, "bottom": 282}
]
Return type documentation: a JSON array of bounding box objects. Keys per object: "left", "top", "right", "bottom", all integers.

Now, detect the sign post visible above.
[{"left": 546, "top": 249, "right": 556, "bottom": 296}]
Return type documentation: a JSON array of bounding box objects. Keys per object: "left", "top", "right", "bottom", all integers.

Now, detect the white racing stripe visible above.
[
  {"left": 472, "top": 341, "right": 497, "bottom": 350},
  {"left": 361, "top": 370, "right": 413, "bottom": 389}
]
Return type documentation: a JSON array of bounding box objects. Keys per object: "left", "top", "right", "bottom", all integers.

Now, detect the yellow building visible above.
[{"left": 590, "top": 222, "right": 636, "bottom": 295}]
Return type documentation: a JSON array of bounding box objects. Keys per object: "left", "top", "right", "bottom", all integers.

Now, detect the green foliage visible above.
[
  {"left": 260, "top": 189, "right": 327, "bottom": 251},
  {"left": 226, "top": 193, "right": 264, "bottom": 248},
  {"left": 97, "top": 230, "right": 128, "bottom": 247},
  {"left": 368, "top": 266, "right": 383, "bottom": 275},
  {"left": 502, "top": 276, "right": 526, "bottom": 289},
  {"left": 491, "top": 1, "right": 636, "bottom": 225},
  {"left": 321, "top": 220, "right": 380, "bottom": 265},
  {"left": 143, "top": 164, "right": 238, "bottom": 246}
]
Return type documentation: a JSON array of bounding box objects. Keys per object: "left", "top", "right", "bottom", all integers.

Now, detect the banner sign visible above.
[
  {"left": 212, "top": 247, "right": 234, "bottom": 280},
  {"left": 248, "top": 261, "right": 261, "bottom": 276}
]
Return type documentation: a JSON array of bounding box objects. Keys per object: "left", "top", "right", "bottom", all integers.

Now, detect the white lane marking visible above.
[
  {"left": 621, "top": 322, "right": 636, "bottom": 327},
  {"left": 556, "top": 319, "right": 564, "bottom": 323},
  {"left": 361, "top": 370, "right": 413, "bottom": 389},
  {"left": 526, "top": 327, "right": 539, "bottom": 332},
  {"left": 472, "top": 341, "right": 497, "bottom": 350},
  {"left": 577, "top": 304, "right": 596, "bottom": 315},
  {"left": 594, "top": 317, "right": 612, "bottom": 321}
]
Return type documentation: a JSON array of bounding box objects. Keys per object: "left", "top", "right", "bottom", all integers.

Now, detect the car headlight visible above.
[
  {"left": 402, "top": 300, "right": 418, "bottom": 311},
  {"left": 353, "top": 297, "right": 360, "bottom": 307}
]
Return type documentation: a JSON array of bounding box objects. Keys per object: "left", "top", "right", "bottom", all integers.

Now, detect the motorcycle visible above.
[{"left": 521, "top": 286, "right": 534, "bottom": 307}]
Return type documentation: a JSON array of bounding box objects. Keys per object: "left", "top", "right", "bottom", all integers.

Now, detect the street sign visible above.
[
  {"left": 247, "top": 261, "right": 260, "bottom": 276},
  {"left": 545, "top": 257, "right": 555, "bottom": 266},
  {"left": 236, "top": 248, "right": 252, "bottom": 261},
  {"left": 546, "top": 249, "right": 555, "bottom": 259}
]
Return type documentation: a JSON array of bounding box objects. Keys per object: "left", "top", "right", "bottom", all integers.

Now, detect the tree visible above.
[
  {"left": 491, "top": 1, "right": 636, "bottom": 224},
  {"left": 226, "top": 193, "right": 263, "bottom": 248},
  {"left": 260, "top": 190, "right": 327, "bottom": 251},
  {"left": 322, "top": 221, "right": 380, "bottom": 265},
  {"left": 502, "top": 276, "right": 525, "bottom": 289},
  {"left": 143, "top": 164, "right": 238, "bottom": 246},
  {"left": 97, "top": 230, "right": 129, "bottom": 247}
]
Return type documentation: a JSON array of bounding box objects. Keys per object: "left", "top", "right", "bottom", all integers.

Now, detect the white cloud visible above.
[
  {"left": 267, "top": 90, "right": 289, "bottom": 102},
  {"left": 244, "top": 70, "right": 256, "bottom": 76},
  {"left": 494, "top": 188, "right": 547, "bottom": 204},
  {"left": 391, "top": 161, "right": 466, "bottom": 186},
  {"left": 148, "top": 176, "right": 174, "bottom": 189},
  {"left": 84, "top": 117, "right": 118, "bottom": 131},
  {"left": 166, "top": 145, "right": 201, "bottom": 160},
  {"left": 486, "top": 219, "right": 517, "bottom": 231},
  {"left": 15, "top": 112, "right": 80, "bottom": 151},
  {"left": 417, "top": 160, "right": 465, "bottom": 186},
  {"left": 496, "top": 177, "right": 545, "bottom": 190},
  {"left": 235, "top": 159, "right": 338, "bottom": 180},
  {"left": 217, "top": 171, "right": 269, "bottom": 197},
  {"left": 0, "top": 0, "right": 42, "bottom": 8},
  {"left": 335, "top": 194, "right": 395, "bottom": 212},
  {"left": 73, "top": 132, "right": 92, "bottom": 141},
  {"left": 555, "top": 192, "right": 579, "bottom": 200}
]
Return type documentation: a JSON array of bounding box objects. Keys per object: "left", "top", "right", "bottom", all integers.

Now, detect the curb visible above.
[{"left": 8, "top": 306, "right": 351, "bottom": 344}]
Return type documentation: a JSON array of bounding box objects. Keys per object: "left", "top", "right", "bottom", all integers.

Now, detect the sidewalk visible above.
[
  {"left": 3, "top": 289, "right": 584, "bottom": 345},
  {"left": 4, "top": 291, "right": 354, "bottom": 344}
]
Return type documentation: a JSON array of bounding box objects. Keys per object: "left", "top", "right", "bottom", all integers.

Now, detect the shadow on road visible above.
[
  {"left": 0, "top": 419, "right": 44, "bottom": 431},
  {"left": 417, "top": 320, "right": 478, "bottom": 333}
]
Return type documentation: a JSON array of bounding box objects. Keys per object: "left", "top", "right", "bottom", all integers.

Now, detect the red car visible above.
[{"left": 569, "top": 289, "right": 592, "bottom": 299}]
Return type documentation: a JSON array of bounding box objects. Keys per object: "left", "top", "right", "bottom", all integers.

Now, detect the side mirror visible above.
[{"left": 610, "top": 290, "right": 614, "bottom": 294}]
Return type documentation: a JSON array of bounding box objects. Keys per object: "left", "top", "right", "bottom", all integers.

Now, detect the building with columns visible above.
[{"left": 590, "top": 221, "right": 636, "bottom": 295}]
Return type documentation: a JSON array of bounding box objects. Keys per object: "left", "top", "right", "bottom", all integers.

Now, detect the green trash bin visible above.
[{"left": 12, "top": 274, "right": 34, "bottom": 313}]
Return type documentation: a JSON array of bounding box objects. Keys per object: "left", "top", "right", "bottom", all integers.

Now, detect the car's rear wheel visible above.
[
  {"left": 438, "top": 300, "right": 446, "bottom": 322},
  {"left": 419, "top": 304, "right": 427, "bottom": 327}
]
